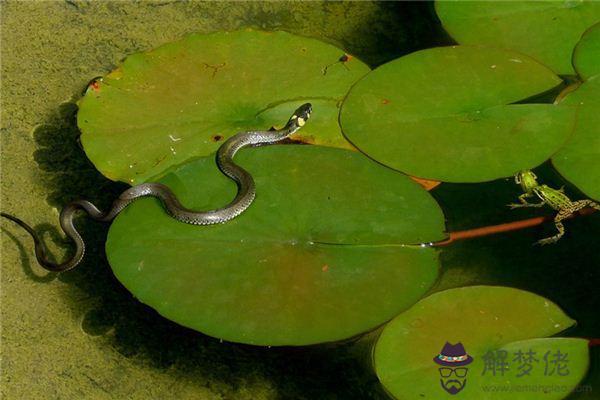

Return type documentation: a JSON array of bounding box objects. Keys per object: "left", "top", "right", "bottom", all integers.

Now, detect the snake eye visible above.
[{"left": 288, "top": 103, "right": 312, "bottom": 128}]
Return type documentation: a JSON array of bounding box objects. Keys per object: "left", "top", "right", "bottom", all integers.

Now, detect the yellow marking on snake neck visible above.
[{"left": 297, "top": 117, "right": 305, "bottom": 126}]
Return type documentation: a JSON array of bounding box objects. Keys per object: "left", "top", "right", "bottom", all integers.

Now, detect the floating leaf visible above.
[
  {"left": 256, "top": 98, "right": 355, "bottom": 150},
  {"left": 77, "top": 30, "right": 369, "bottom": 184},
  {"left": 552, "top": 25, "right": 600, "bottom": 200},
  {"left": 374, "top": 286, "right": 589, "bottom": 400},
  {"left": 552, "top": 78, "right": 600, "bottom": 200},
  {"left": 340, "top": 46, "right": 576, "bottom": 183},
  {"left": 573, "top": 22, "right": 600, "bottom": 80},
  {"left": 435, "top": 0, "right": 600, "bottom": 75},
  {"left": 106, "top": 145, "right": 446, "bottom": 346}
]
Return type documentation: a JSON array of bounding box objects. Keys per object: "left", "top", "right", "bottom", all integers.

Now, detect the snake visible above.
[{"left": 1, "top": 103, "right": 312, "bottom": 272}]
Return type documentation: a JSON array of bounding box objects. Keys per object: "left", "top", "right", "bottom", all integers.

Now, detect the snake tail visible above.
[{"left": 1, "top": 210, "right": 80, "bottom": 272}]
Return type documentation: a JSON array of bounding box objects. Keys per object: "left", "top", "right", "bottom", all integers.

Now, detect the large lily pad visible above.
[
  {"left": 552, "top": 78, "right": 600, "bottom": 201},
  {"left": 552, "top": 24, "right": 600, "bottom": 201},
  {"left": 340, "top": 46, "right": 576, "bottom": 183},
  {"left": 77, "top": 30, "right": 369, "bottom": 184},
  {"left": 106, "top": 145, "right": 446, "bottom": 346},
  {"left": 374, "top": 286, "right": 589, "bottom": 400},
  {"left": 435, "top": 0, "right": 600, "bottom": 75},
  {"left": 573, "top": 22, "right": 600, "bottom": 80}
]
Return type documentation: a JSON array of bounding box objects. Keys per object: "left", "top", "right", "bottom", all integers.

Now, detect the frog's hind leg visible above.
[
  {"left": 570, "top": 199, "right": 600, "bottom": 213},
  {"left": 535, "top": 200, "right": 598, "bottom": 245},
  {"left": 580, "top": 199, "right": 600, "bottom": 211},
  {"left": 535, "top": 215, "right": 566, "bottom": 246}
]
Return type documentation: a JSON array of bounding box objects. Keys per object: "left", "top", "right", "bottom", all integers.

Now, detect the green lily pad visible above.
[
  {"left": 552, "top": 78, "right": 600, "bottom": 200},
  {"left": 552, "top": 23, "right": 600, "bottom": 200},
  {"left": 340, "top": 46, "right": 576, "bottom": 183},
  {"left": 256, "top": 98, "right": 355, "bottom": 150},
  {"left": 573, "top": 22, "right": 600, "bottom": 80},
  {"left": 374, "top": 286, "right": 589, "bottom": 400},
  {"left": 435, "top": 0, "right": 600, "bottom": 75},
  {"left": 106, "top": 145, "right": 446, "bottom": 346},
  {"left": 77, "top": 30, "right": 369, "bottom": 184}
]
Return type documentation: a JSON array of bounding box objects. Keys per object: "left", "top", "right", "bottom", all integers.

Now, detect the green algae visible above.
[{"left": 0, "top": 2, "right": 443, "bottom": 399}]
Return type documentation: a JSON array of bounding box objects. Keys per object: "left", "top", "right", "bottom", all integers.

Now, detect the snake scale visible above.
[{"left": 1, "top": 103, "right": 312, "bottom": 272}]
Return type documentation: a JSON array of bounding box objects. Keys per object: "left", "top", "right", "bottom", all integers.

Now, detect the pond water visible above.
[{"left": 1, "top": 2, "right": 598, "bottom": 399}]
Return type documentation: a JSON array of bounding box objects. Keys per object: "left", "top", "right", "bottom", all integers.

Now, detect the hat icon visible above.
[{"left": 433, "top": 342, "right": 473, "bottom": 367}]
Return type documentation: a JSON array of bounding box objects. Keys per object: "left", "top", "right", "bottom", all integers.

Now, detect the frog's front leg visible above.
[
  {"left": 518, "top": 193, "right": 533, "bottom": 204},
  {"left": 507, "top": 193, "right": 545, "bottom": 209}
]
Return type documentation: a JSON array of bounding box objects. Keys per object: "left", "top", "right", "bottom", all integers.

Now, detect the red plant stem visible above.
[
  {"left": 433, "top": 208, "right": 596, "bottom": 247},
  {"left": 587, "top": 338, "right": 600, "bottom": 347}
]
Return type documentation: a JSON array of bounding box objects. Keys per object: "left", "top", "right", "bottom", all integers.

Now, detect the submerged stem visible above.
[{"left": 433, "top": 208, "right": 596, "bottom": 247}]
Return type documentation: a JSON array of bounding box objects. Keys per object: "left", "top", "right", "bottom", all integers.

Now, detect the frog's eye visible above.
[{"left": 515, "top": 174, "right": 522, "bottom": 184}]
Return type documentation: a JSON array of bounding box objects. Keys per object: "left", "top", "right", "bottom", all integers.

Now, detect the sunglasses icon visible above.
[{"left": 439, "top": 367, "right": 468, "bottom": 378}]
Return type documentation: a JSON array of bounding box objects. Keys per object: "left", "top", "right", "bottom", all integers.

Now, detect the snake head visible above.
[{"left": 285, "top": 103, "right": 312, "bottom": 133}]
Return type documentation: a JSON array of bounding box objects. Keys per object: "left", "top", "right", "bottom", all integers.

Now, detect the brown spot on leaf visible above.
[
  {"left": 211, "top": 134, "right": 223, "bottom": 142},
  {"left": 289, "top": 134, "right": 316, "bottom": 145},
  {"left": 84, "top": 76, "right": 103, "bottom": 95},
  {"left": 152, "top": 154, "right": 168, "bottom": 168},
  {"left": 322, "top": 53, "right": 353, "bottom": 75},
  {"left": 382, "top": 99, "right": 390, "bottom": 105},
  {"left": 202, "top": 62, "right": 226, "bottom": 78},
  {"left": 410, "top": 176, "right": 441, "bottom": 191}
]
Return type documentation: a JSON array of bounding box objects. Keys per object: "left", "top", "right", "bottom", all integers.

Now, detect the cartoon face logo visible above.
[{"left": 433, "top": 342, "right": 473, "bottom": 395}]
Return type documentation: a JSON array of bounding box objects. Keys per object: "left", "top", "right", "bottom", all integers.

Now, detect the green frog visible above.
[{"left": 509, "top": 170, "right": 600, "bottom": 245}]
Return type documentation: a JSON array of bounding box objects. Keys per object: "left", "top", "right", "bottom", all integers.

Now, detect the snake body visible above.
[{"left": 1, "top": 103, "right": 312, "bottom": 272}]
